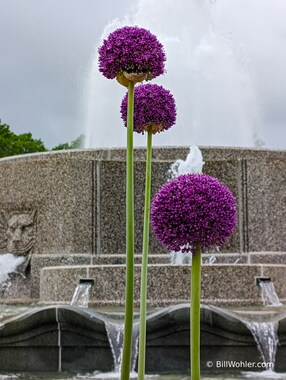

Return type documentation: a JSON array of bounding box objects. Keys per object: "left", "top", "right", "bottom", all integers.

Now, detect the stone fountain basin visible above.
[
  {"left": 39, "top": 264, "right": 286, "bottom": 307},
  {"left": 1, "top": 303, "right": 286, "bottom": 373}
]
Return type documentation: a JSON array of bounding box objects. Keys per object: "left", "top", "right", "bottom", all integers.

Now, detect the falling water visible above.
[
  {"left": 105, "top": 321, "right": 124, "bottom": 373},
  {"left": 209, "top": 305, "right": 279, "bottom": 373},
  {"left": 83, "top": 0, "right": 260, "bottom": 149},
  {"left": 245, "top": 321, "right": 278, "bottom": 369},
  {"left": 258, "top": 280, "right": 282, "bottom": 307},
  {"left": 104, "top": 320, "right": 139, "bottom": 374},
  {"left": 70, "top": 283, "right": 93, "bottom": 308}
]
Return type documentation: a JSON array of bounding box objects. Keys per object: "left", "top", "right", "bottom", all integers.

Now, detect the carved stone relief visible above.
[{"left": 0, "top": 209, "right": 37, "bottom": 256}]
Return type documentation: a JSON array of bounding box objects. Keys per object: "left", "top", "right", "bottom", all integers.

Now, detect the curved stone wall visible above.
[{"left": 1, "top": 304, "right": 286, "bottom": 372}]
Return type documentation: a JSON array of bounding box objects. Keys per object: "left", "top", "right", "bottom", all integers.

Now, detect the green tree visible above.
[
  {"left": 52, "top": 134, "right": 85, "bottom": 150},
  {"left": 0, "top": 119, "right": 85, "bottom": 158},
  {"left": 0, "top": 121, "right": 47, "bottom": 158}
]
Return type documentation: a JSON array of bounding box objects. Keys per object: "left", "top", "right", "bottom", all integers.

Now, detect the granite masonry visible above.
[{"left": 0, "top": 147, "right": 285, "bottom": 304}]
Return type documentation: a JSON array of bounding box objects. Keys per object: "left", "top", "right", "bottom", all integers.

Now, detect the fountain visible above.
[
  {"left": 83, "top": 0, "right": 260, "bottom": 150},
  {"left": 0, "top": 0, "right": 285, "bottom": 377},
  {"left": 0, "top": 146, "right": 285, "bottom": 376}
]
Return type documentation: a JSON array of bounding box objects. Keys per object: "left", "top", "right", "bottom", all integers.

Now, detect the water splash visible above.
[
  {"left": 242, "top": 369, "right": 286, "bottom": 379},
  {"left": 83, "top": 0, "right": 260, "bottom": 149},
  {"left": 70, "top": 283, "right": 93, "bottom": 308},
  {"left": 169, "top": 146, "right": 204, "bottom": 179},
  {"left": 0, "top": 253, "right": 25, "bottom": 288}
]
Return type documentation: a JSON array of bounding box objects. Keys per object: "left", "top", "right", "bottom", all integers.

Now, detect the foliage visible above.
[
  {"left": 0, "top": 122, "right": 47, "bottom": 158},
  {"left": 51, "top": 134, "right": 85, "bottom": 151},
  {"left": 0, "top": 120, "right": 85, "bottom": 158}
]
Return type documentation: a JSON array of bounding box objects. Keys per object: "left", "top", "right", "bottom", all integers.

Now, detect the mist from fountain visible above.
[
  {"left": 0, "top": 253, "right": 25, "bottom": 289},
  {"left": 83, "top": 0, "right": 260, "bottom": 149}
]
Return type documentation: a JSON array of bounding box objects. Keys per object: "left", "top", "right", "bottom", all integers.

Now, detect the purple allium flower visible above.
[
  {"left": 98, "top": 26, "right": 166, "bottom": 82},
  {"left": 121, "top": 84, "right": 176, "bottom": 134},
  {"left": 151, "top": 174, "right": 237, "bottom": 253}
]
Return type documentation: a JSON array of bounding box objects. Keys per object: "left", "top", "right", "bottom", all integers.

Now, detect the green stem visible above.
[
  {"left": 190, "top": 244, "right": 202, "bottom": 380},
  {"left": 138, "top": 128, "right": 153, "bottom": 380},
  {"left": 121, "top": 80, "right": 135, "bottom": 380}
]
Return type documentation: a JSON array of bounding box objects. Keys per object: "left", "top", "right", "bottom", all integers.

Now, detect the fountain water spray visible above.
[
  {"left": 169, "top": 146, "right": 205, "bottom": 178},
  {"left": 0, "top": 253, "right": 25, "bottom": 289},
  {"left": 83, "top": 0, "right": 260, "bottom": 149}
]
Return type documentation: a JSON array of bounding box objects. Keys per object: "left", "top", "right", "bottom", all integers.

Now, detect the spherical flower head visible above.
[
  {"left": 120, "top": 84, "right": 176, "bottom": 134},
  {"left": 151, "top": 174, "right": 237, "bottom": 253},
  {"left": 98, "top": 26, "right": 166, "bottom": 84}
]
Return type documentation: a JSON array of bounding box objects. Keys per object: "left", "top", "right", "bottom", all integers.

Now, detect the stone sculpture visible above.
[{"left": 0, "top": 209, "right": 37, "bottom": 257}]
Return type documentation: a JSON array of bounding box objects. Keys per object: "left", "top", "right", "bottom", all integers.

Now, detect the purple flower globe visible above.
[
  {"left": 121, "top": 84, "right": 176, "bottom": 134},
  {"left": 151, "top": 174, "right": 237, "bottom": 253},
  {"left": 98, "top": 26, "right": 166, "bottom": 84}
]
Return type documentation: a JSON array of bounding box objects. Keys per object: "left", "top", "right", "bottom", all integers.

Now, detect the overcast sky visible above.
[
  {"left": 0, "top": 0, "right": 285, "bottom": 149},
  {"left": 0, "top": 0, "right": 133, "bottom": 147}
]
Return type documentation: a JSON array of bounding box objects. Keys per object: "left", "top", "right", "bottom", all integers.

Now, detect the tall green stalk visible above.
[
  {"left": 121, "top": 80, "right": 135, "bottom": 380},
  {"left": 138, "top": 128, "right": 153, "bottom": 380},
  {"left": 190, "top": 243, "right": 202, "bottom": 380}
]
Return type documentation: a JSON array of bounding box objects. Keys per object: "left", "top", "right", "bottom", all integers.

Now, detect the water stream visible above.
[
  {"left": 245, "top": 320, "right": 278, "bottom": 367},
  {"left": 70, "top": 283, "right": 93, "bottom": 308},
  {"left": 258, "top": 280, "right": 282, "bottom": 307},
  {"left": 104, "top": 319, "right": 139, "bottom": 374}
]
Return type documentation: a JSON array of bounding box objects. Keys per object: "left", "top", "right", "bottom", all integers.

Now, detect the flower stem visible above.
[
  {"left": 138, "top": 128, "right": 153, "bottom": 380},
  {"left": 121, "top": 80, "right": 135, "bottom": 380},
  {"left": 190, "top": 244, "right": 202, "bottom": 380}
]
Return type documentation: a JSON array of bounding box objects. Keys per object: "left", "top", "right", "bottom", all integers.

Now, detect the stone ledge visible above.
[{"left": 40, "top": 264, "right": 286, "bottom": 307}]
